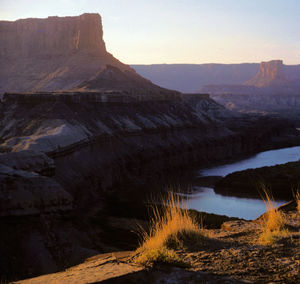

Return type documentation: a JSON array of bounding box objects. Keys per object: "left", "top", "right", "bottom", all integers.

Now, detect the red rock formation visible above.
[
  {"left": 0, "top": 13, "right": 106, "bottom": 57},
  {"left": 244, "top": 60, "right": 290, "bottom": 87},
  {"left": 0, "top": 14, "right": 173, "bottom": 95}
]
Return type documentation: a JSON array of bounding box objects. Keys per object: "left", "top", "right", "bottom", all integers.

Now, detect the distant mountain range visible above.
[
  {"left": 200, "top": 60, "right": 300, "bottom": 95},
  {"left": 133, "top": 60, "right": 300, "bottom": 123},
  {"left": 200, "top": 60, "right": 300, "bottom": 123},
  {"left": 132, "top": 63, "right": 259, "bottom": 93},
  {"left": 132, "top": 60, "right": 300, "bottom": 93}
]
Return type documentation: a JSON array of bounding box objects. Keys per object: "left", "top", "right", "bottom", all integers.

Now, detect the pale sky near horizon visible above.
[{"left": 1, "top": 0, "right": 300, "bottom": 65}]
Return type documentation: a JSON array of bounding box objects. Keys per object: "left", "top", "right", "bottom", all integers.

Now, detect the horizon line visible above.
[{"left": 129, "top": 60, "right": 300, "bottom": 66}]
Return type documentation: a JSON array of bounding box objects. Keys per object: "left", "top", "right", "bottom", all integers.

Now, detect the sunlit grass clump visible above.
[
  {"left": 296, "top": 190, "right": 300, "bottom": 214},
  {"left": 135, "top": 192, "right": 204, "bottom": 266},
  {"left": 259, "top": 190, "right": 288, "bottom": 244}
]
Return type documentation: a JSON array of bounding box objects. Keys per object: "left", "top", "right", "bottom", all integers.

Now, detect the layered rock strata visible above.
[
  {"left": 0, "top": 91, "right": 297, "bottom": 281},
  {"left": 0, "top": 14, "right": 173, "bottom": 95}
]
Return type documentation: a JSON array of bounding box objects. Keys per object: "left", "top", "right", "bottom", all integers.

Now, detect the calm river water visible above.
[{"left": 183, "top": 146, "right": 300, "bottom": 220}]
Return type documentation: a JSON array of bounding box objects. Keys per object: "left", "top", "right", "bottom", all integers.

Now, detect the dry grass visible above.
[
  {"left": 259, "top": 189, "right": 287, "bottom": 244},
  {"left": 135, "top": 192, "right": 204, "bottom": 266},
  {"left": 296, "top": 190, "right": 300, "bottom": 214}
]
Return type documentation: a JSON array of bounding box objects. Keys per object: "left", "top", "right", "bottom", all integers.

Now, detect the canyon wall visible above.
[
  {"left": 0, "top": 14, "right": 172, "bottom": 95},
  {"left": 0, "top": 91, "right": 294, "bottom": 211},
  {"left": 1, "top": 90, "right": 296, "bottom": 280},
  {"left": 0, "top": 13, "right": 106, "bottom": 58}
]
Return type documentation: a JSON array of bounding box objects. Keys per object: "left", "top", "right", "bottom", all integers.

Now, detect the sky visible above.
[{"left": 1, "top": 0, "right": 300, "bottom": 65}]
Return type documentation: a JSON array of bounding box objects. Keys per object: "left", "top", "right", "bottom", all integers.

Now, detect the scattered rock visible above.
[{"left": 16, "top": 207, "right": 300, "bottom": 283}]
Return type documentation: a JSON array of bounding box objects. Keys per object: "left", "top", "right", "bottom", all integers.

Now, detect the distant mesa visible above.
[
  {"left": 199, "top": 60, "right": 300, "bottom": 120},
  {"left": 244, "top": 60, "right": 291, "bottom": 88},
  {"left": 199, "top": 60, "right": 300, "bottom": 95},
  {"left": 132, "top": 60, "right": 300, "bottom": 93},
  {"left": 0, "top": 13, "right": 176, "bottom": 95}
]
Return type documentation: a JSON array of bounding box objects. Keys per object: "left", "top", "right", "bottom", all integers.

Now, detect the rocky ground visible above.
[
  {"left": 15, "top": 202, "right": 300, "bottom": 284},
  {"left": 188, "top": 206, "right": 300, "bottom": 283}
]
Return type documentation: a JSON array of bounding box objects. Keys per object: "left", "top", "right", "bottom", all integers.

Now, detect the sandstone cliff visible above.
[
  {"left": 0, "top": 14, "right": 173, "bottom": 95},
  {"left": 0, "top": 13, "right": 106, "bottom": 58},
  {"left": 244, "top": 60, "right": 291, "bottom": 87}
]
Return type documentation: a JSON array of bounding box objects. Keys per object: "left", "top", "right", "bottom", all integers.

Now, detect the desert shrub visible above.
[
  {"left": 259, "top": 189, "right": 287, "bottom": 244},
  {"left": 135, "top": 192, "right": 203, "bottom": 266},
  {"left": 295, "top": 190, "right": 300, "bottom": 214}
]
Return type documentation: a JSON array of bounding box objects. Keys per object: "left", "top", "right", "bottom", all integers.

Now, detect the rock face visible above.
[
  {"left": 0, "top": 14, "right": 172, "bottom": 95},
  {"left": 0, "top": 165, "right": 72, "bottom": 217},
  {"left": 0, "top": 151, "right": 73, "bottom": 217},
  {"left": 0, "top": 13, "right": 106, "bottom": 58},
  {"left": 0, "top": 91, "right": 295, "bottom": 206},
  {"left": 244, "top": 60, "right": 291, "bottom": 87}
]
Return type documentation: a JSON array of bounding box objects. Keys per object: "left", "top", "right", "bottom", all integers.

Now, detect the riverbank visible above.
[
  {"left": 178, "top": 145, "right": 300, "bottom": 219},
  {"left": 215, "top": 160, "right": 300, "bottom": 200}
]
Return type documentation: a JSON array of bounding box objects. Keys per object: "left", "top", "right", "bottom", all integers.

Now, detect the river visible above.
[{"left": 182, "top": 146, "right": 300, "bottom": 220}]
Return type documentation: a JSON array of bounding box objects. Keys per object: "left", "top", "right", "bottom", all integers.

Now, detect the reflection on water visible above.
[
  {"left": 182, "top": 146, "right": 299, "bottom": 219},
  {"left": 199, "top": 146, "right": 300, "bottom": 177},
  {"left": 181, "top": 187, "right": 286, "bottom": 220}
]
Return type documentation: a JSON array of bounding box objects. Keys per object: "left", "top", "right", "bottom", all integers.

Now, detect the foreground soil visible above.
[{"left": 15, "top": 202, "right": 299, "bottom": 284}]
